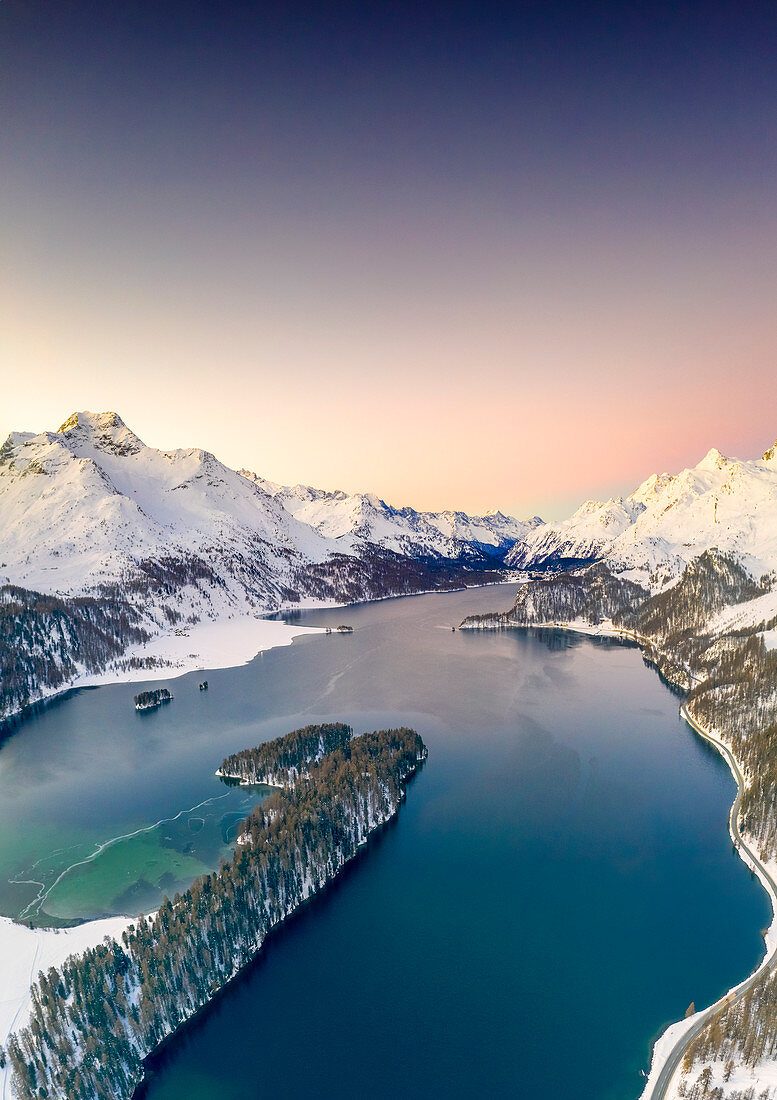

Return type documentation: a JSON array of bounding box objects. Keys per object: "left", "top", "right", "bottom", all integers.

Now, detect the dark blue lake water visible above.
[{"left": 0, "top": 585, "right": 768, "bottom": 1098}]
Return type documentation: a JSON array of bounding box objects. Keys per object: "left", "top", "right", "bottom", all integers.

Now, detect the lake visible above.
[{"left": 0, "top": 585, "right": 768, "bottom": 1098}]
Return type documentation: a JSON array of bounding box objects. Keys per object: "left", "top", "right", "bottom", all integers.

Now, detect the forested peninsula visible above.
[{"left": 7, "top": 724, "right": 427, "bottom": 1100}]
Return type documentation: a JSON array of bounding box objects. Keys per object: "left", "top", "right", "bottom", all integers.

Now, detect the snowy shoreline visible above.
[
  {"left": 0, "top": 612, "right": 327, "bottom": 1099},
  {"left": 213, "top": 768, "right": 283, "bottom": 789},
  {"left": 638, "top": 707, "right": 777, "bottom": 1100},
  {"left": 0, "top": 915, "right": 133, "bottom": 1099},
  {"left": 459, "top": 612, "right": 647, "bottom": 645},
  {"left": 0, "top": 613, "right": 329, "bottom": 735},
  {"left": 0, "top": 582, "right": 519, "bottom": 1097},
  {"left": 510, "top": 618, "right": 777, "bottom": 1099}
]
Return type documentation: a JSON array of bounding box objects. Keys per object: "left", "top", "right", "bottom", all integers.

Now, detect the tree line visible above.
[
  {"left": 7, "top": 724, "right": 427, "bottom": 1100},
  {"left": 0, "top": 585, "right": 150, "bottom": 725},
  {"left": 218, "top": 722, "right": 353, "bottom": 786}
]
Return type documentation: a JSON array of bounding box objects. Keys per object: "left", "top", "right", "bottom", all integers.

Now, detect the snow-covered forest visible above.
[
  {"left": 4, "top": 724, "right": 427, "bottom": 1099},
  {"left": 218, "top": 721, "right": 353, "bottom": 786}
]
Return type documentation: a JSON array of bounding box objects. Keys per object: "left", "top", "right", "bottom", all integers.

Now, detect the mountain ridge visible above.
[
  {"left": 507, "top": 439, "right": 777, "bottom": 590},
  {"left": 0, "top": 410, "right": 535, "bottom": 602},
  {"left": 0, "top": 410, "right": 527, "bottom": 722},
  {"left": 5, "top": 411, "right": 777, "bottom": 727}
]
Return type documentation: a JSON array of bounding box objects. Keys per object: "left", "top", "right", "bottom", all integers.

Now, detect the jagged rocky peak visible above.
[
  {"left": 762, "top": 440, "right": 777, "bottom": 464},
  {"left": 696, "top": 446, "right": 728, "bottom": 471},
  {"left": 292, "top": 484, "right": 350, "bottom": 503},
  {"left": 0, "top": 434, "right": 18, "bottom": 465},
  {"left": 630, "top": 471, "right": 673, "bottom": 504},
  {"left": 572, "top": 498, "right": 609, "bottom": 517},
  {"left": 57, "top": 410, "right": 145, "bottom": 456}
]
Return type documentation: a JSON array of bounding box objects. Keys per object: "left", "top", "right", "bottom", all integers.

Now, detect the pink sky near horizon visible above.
[
  {"left": 4, "top": 6, "right": 777, "bottom": 521},
  {"left": 1, "top": 347, "right": 775, "bottom": 522},
  {"left": 3, "top": 182, "right": 777, "bottom": 520}
]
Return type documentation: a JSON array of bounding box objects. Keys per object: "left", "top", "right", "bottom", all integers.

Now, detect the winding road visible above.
[{"left": 648, "top": 706, "right": 777, "bottom": 1099}]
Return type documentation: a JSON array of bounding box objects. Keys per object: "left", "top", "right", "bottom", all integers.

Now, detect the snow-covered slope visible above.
[
  {"left": 506, "top": 442, "right": 777, "bottom": 588},
  {"left": 244, "top": 473, "right": 542, "bottom": 561},
  {"left": 0, "top": 411, "right": 334, "bottom": 611},
  {"left": 0, "top": 411, "right": 531, "bottom": 612},
  {"left": 0, "top": 411, "right": 538, "bottom": 722}
]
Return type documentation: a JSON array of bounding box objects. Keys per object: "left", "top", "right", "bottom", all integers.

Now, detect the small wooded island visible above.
[
  {"left": 7, "top": 722, "right": 427, "bottom": 1100},
  {"left": 133, "top": 688, "right": 173, "bottom": 711}
]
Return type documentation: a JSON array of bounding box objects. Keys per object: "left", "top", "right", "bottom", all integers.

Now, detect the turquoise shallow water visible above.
[{"left": 0, "top": 585, "right": 769, "bottom": 1097}]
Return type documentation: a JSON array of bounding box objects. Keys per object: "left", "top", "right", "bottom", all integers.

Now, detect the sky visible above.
[{"left": 2, "top": 1, "right": 777, "bottom": 519}]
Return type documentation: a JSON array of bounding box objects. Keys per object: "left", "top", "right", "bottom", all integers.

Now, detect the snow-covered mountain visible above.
[
  {"left": 0, "top": 411, "right": 533, "bottom": 613},
  {"left": 506, "top": 442, "right": 777, "bottom": 590},
  {"left": 0, "top": 411, "right": 331, "bottom": 610},
  {"left": 243, "top": 473, "right": 542, "bottom": 562},
  {"left": 0, "top": 410, "right": 542, "bottom": 721}
]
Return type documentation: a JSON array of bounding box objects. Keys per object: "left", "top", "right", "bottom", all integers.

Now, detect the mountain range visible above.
[
  {"left": 0, "top": 410, "right": 533, "bottom": 609},
  {"left": 3, "top": 409, "right": 777, "bottom": 723},
  {"left": 507, "top": 443, "right": 777, "bottom": 593}
]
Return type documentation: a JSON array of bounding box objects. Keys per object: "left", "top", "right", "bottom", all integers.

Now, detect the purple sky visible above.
[{"left": 3, "top": 2, "right": 777, "bottom": 517}]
